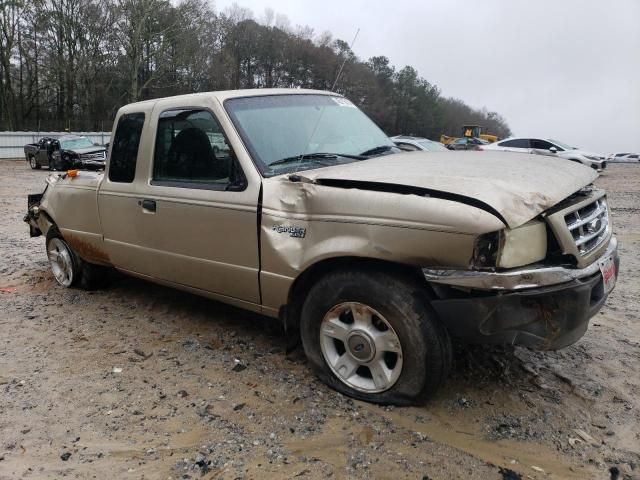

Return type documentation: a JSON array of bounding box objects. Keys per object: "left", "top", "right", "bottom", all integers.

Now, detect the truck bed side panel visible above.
[{"left": 40, "top": 173, "right": 110, "bottom": 265}]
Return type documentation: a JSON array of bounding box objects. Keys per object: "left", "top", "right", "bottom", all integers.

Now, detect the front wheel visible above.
[
  {"left": 300, "top": 268, "right": 451, "bottom": 405},
  {"left": 29, "top": 155, "right": 40, "bottom": 170}
]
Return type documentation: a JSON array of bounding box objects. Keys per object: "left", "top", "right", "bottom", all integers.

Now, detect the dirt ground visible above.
[{"left": 1, "top": 160, "right": 639, "bottom": 480}]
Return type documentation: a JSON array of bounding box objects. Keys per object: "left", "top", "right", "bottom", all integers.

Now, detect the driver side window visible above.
[{"left": 152, "top": 109, "right": 242, "bottom": 190}]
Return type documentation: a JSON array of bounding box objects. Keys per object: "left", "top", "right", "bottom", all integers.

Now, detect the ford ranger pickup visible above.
[{"left": 24, "top": 89, "right": 619, "bottom": 405}]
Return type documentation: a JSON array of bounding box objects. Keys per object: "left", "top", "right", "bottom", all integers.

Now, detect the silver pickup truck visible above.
[{"left": 24, "top": 89, "right": 619, "bottom": 405}]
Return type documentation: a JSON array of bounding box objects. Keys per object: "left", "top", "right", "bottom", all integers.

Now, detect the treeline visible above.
[{"left": 0, "top": 0, "right": 511, "bottom": 139}]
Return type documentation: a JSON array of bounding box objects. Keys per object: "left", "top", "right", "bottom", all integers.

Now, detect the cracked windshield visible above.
[{"left": 225, "top": 94, "right": 397, "bottom": 176}]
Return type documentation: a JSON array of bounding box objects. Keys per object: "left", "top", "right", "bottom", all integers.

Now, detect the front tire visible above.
[{"left": 300, "top": 268, "right": 451, "bottom": 405}]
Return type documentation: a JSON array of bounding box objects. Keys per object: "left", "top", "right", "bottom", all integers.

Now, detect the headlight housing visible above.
[
  {"left": 472, "top": 221, "right": 547, "bottom": 269},
  {"left": 498, "top": 220, "right": 547, "bottom": 268}
]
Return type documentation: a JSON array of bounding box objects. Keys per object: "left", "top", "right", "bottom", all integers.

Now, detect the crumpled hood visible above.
[{"left": 299, "top": 151, "right": 598, "bottom": 228}]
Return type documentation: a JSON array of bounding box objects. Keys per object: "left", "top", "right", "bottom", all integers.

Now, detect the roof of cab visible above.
[{"left": 118, "top": 88, "right": 338, "bottom": 114}]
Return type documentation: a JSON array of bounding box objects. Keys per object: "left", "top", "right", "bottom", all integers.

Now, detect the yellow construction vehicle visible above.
[{"left": 440, "top": 125, "right": 498, "bottom": 145}]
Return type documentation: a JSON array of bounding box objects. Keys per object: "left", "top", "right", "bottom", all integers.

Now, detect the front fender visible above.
[{"left": 257, "top": 178, "right": 504, "bottom": 312}]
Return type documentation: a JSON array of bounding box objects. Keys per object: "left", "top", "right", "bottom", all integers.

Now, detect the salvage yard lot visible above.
[{"left": 1, "top": 160, "right": 639, "bottom": 479}]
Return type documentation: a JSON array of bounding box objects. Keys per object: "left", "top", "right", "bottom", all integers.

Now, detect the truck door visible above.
[
  {"left": 46, "top": 139, "right": 59, "bottom": 168},
  {"left": 134, "top": 107, "right": 261, "bottom": 304},
  {"left": 37, "top": 139, "right": 49, "bottom": 166},
  {"left": 98, "top": 106, "right": 261, "bottom": 305}
]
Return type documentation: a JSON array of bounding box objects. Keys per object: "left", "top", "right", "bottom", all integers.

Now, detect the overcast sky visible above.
[{"left": 216, "top": 0, "right": 640, "bottom": 154}]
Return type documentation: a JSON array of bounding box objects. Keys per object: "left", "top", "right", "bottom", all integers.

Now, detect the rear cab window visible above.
[{"left": 109, "top": 112, "right": 145, "bottom": 183}]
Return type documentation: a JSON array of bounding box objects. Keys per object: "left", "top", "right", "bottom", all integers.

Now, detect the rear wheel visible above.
[
  {"left": 300, "top": 268, "right": 451, "bottom": 405},
  {"left": 29, "top": 155, "right": 40, "bottom": 170},
  {"left": 46, "top": 235, "right": 77, "bottom": 287},
  {"left": 46, "top": 227, "right": 108, "bottom": 289}
]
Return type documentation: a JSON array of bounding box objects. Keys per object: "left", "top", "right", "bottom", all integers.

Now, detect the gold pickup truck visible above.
[{"left": 24, "top": 89, "right": 619, "bottom": 405}]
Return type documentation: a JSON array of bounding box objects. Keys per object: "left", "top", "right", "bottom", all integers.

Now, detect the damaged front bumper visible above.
[
  {"left": 424, "top": 236, "right": 619, "bottom": 349},
  {"left": 75, "top": 159, "right": 105, "bottom": 170},
  {"left": 24, "top": 192, "right": 45, "bottom": 237}
]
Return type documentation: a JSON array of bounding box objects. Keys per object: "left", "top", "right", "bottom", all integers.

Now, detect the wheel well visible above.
[{"left": 282, "top": 256, "right": 425, "bottom": 334}]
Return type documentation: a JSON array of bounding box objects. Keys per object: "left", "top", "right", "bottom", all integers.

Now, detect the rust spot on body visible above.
[{"left": 64, "top": 234, "right": 110, "bottom": 265}]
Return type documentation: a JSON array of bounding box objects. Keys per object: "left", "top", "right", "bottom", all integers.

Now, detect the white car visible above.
[
  {"left": 608, "top": 152, "right": 639, "bottom": 163},
  {"left": 481, "top": 137, "right": 607, "bottom": 171},
  {"left": 390, "top": 135, "right": 449, "bottom": 152}
]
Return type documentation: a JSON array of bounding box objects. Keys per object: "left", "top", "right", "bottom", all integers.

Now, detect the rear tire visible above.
[
  {"left": 300, "top": 268, "right": 451, "bottom": 405},
  {"left": 29, "top": 155, "right": 40, "bottom": 170},
  {"left": 46, "top": 227, "right": 108, "bottom": 290}
]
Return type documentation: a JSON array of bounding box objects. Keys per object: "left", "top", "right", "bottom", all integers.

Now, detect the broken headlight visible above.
[
  {"left": 472, "top": 221, "right": 548, "bottom": 270},
  {"left": 471, "top": 231, "right": 500, "bottom": 269},
  {"left": 497, "top": 220, "right": 547, "bottom": 269}
]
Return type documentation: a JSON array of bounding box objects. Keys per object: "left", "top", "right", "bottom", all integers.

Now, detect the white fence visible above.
[{"left": 0, "top": 131, "right": 111, "bottom": 159}]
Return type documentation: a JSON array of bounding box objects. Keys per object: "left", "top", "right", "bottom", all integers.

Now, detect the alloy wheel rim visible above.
[
  {"left": 320, "top": 302, "right": 403, "bottom": 393},
  {"left": 47, "top": 238, "right": 74, "bottom": 287},
  {"left": 30, "top": 157, "right": 36, "bottom": 168}
]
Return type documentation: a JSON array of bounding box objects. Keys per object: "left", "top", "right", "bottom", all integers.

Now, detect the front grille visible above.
[
  {"left": 80, "top": 151, "right": 106, "bottom": 161},
  {"left": 564, "top": 197, "right": 609, "bottom": 255}
]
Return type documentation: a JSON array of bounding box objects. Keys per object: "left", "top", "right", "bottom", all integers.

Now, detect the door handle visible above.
[{"left": 141, "top": 199, "right": 156, "bottom": 212}]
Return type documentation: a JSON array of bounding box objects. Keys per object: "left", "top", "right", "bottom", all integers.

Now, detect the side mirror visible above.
[{"left": 549, "top": 147, "right": 558, "bottom": 153}]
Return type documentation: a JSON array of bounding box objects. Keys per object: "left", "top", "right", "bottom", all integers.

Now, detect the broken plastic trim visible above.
[
  {"left": 306, "top": 177, "right": 509, "bottom": 226},
  {"left": 471, "top": 231, "right": 500, "bottom": 269},
  {"left": 424, "top": 235, "right": 618, "bottom": 291}
]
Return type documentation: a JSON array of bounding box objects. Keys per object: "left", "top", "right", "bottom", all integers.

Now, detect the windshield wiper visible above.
[
  {"left": 359, "top": 145, "right": 396, "bottom": 156},
  {"left": 270, "top": 152, "right": 364, "bottom": 167}
]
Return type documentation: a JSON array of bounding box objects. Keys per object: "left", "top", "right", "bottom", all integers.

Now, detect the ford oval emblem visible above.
[{"left": 587, "top": 218, "right": 602, "bottom": 234}]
